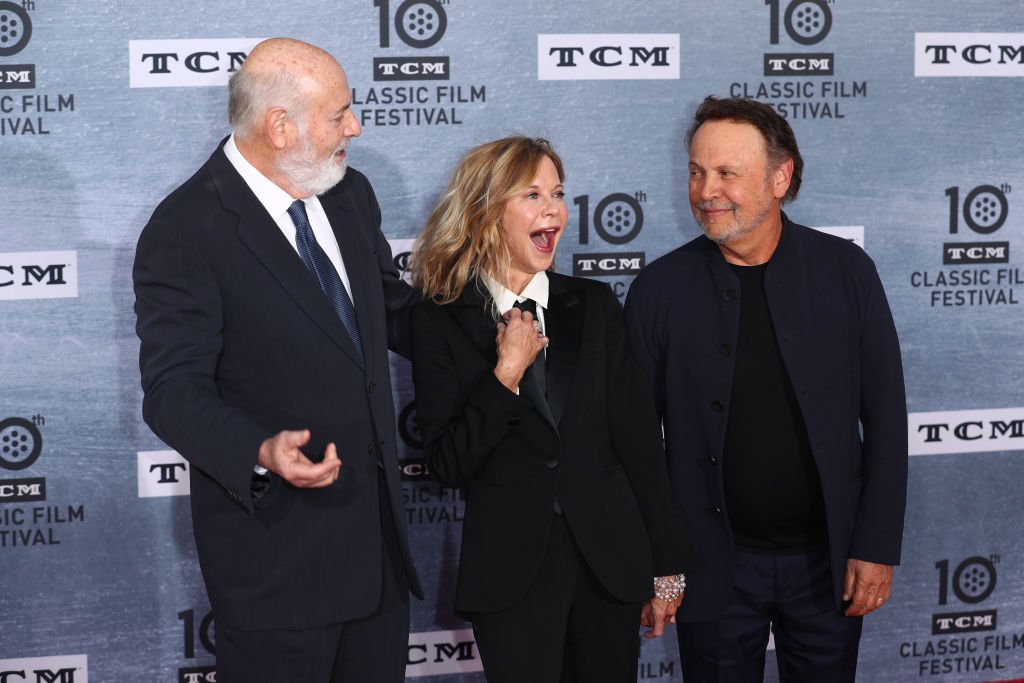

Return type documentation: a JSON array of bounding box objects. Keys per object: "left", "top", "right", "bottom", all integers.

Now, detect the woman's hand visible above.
[
  {"left": 641, "top": 595, "right": 683, "bottom": 639},
  {"left": 493, "top": 307, "right": 548, "bottom": 392}
]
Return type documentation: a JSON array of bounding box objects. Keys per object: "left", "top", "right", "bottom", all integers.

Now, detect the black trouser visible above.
[
  {"left": 215, "top": 472, "right": 410, "bottom": 683},
  {"left": 472, "top": 513, "right": 643, "bottom": 683}
]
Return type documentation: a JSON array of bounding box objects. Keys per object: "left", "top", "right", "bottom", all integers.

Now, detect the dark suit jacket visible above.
[
  {"left": 410, "top": 272, "right": 689, "bottom": 614},
  {"left": 133, "top": 142, "right": 422, "bottom": 630},
  {"left": 624, "top": 215, "right": 908, "bottom": 622}
]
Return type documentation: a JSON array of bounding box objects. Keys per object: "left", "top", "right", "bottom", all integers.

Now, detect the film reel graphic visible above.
[
  {"left": 784, "top": 0, "right": 831, "bottom": 45},
  {"left": 576, "top": 193, "right": 645, "bottom": 245},
  {"left": 399, "top": 402, "right": 423, "bottom": 450},
  {"left": 766, "top": 0, "right": 831, "bottom": 46},
  {"left": 0, "top": 1, "right": 32, "bottom": 57},
  {"left": 962, "top": 185, "right": 1008, "bottom": 235},
  {"left": 395, "top": 0, "right": 447, "bottom": 49},
  {"left": 953, "top": 556, "right": 997, "bottom": 604},
  {"left": 0, "top": 417, "right": 42, "bottom": 470}
]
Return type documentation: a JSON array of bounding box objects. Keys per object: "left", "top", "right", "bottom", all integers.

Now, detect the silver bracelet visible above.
[{"left": 653, "top": 574, "right": 686, "bottom": 601}]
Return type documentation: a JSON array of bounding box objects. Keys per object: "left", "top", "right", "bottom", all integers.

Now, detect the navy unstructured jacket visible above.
[{"left": 624, "top": 215, "right": 908, "bottom": 622}]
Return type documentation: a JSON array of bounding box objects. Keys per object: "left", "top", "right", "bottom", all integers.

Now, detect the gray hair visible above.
[{"left": 228, "top": 64, "right": 304, "bottom": 140}]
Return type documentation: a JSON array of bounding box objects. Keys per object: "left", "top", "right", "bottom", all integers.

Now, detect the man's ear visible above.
[
  {"left": 265, "top": 108, "right": 290, "bottom": 151},
  {"left": 772, "top": 157, "right": 794, "bottom": 200}
]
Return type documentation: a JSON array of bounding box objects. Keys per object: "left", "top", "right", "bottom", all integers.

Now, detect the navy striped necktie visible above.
[{"left": 287, "top": 200, "right": 364, "bottom": 363}]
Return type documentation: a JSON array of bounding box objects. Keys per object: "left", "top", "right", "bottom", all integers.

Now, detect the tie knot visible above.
[
  {"left": 287, "top": 200, "right": 312, "bottom": 235},
  {"left": 514, "top": 299, "right": 537, "bottom": 316}
]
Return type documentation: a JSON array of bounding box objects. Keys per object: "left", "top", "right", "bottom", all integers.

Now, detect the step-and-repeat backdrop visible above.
[{"left": 2, "top": 1, "right": 1022, "bottom": 681}]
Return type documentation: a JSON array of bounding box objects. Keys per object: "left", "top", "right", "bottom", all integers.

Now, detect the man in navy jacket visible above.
[{"left": 625, "top": 96, "right": 907, "bottom": 682}]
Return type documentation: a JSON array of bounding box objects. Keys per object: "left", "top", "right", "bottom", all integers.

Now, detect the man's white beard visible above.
[{"left": 279, "top": 130, "right": 348, "bottom": 197}]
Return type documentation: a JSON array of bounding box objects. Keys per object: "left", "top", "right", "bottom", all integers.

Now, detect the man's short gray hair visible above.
[{"left": 228, "top": 65, "right": 304, "bottom": 140}]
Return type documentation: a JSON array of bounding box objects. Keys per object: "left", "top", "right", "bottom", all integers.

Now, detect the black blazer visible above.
[
  {"left": 410, "top": 272, "right": 689, "bottom": 614},
  {"left": 625, "top": 216, "right": 908, "bottom": 622},
  {"left": 133, "top": 142, "right": 422, "bottom": 630}
]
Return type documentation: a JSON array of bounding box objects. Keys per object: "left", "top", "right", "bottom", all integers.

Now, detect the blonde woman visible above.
[{"left": 410, "top": 136, "right": 689, "bottom": 682}]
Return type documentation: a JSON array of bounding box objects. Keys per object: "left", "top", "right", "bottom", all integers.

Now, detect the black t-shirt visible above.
[{"left": 722, "top": 262, "right": 827, "bottom": 554}]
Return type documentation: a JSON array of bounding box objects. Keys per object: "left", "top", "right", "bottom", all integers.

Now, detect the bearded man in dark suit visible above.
[{"left": 133, "top": 37, "right": 420, "bottom": 682}]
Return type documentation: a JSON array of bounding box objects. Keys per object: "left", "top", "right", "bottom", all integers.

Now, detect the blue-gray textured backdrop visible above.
[{"left": 2, "top": 0, "right": 1023, "bottom": 681}]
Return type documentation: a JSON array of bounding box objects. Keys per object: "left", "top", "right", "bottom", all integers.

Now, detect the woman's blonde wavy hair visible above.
[{"left": 411, "top": 136, "right": 564, "bottom": 303}]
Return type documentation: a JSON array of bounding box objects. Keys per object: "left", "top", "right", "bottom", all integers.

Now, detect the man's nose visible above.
[{"left": 344, "top": 109, "right": 362, "bottom": 138}]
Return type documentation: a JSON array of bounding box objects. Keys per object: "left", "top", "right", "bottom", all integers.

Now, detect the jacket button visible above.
[
  {"left": 367, "top": 442, "right": 375, "bottom": 454},
  {"left": 711, "top": 400, "right": 724, "bottom": 412},
  {"left": 719, "top": 344, "right": 731, "bottom": 356},
  {"left": 508, "top": 417, "right": 521, "bottom": 426},
  {"left": 367, "top": 381, "right": 376, "bottom": 394},
  {"left": 722, "top": 289, "right": 735, "bottom": 302},
  {"left": 713, "top": 505, "right": 722, "bottom": 514},
  {"left": 545, "top": 458, "right": 558, "bottom": 469},
  {"left": 709, "top": 455, "right": 718, "bottom": 465}
]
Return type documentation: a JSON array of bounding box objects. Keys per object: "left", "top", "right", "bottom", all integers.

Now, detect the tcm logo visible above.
[
  {"left": 572, "top": 253, "right": 644, "bottom": 277},
  {"left": 764, "top": 0, "right": 834, "bottom": 76},
  {"left": 943, "top": 242, "right": 1009, "bottom": 265},
  {"left": 373, "top": 56, "right": 449, "bottom": 81},
  {"left": 932, "top": 610, "right": 997, "bottom": 634},
  {"left": 128, "top": 38, "right": 264, "bottom": 88},
  {"left": 813, "top": 225, "right": 865, "bottom": 250},
  {"left": 387, "top": 238, "right": 414, "bottom": 284},
  {"left": 943, "top": 184, "right": 1011, "bottom": 263},
  {"left": 908, "top": 407, "right": 1024, "bottom": 456},
  {"left": 137, "top": 450, "right": 190, "bottom": 498},
  {"left": 0, "top": 64, "right": 34, "bottom": 89},
  {"left": 371, "top": 0, "right": 449, "bottom": 81},
  {"left": 0, "top": 2, "right": 32, "bottom": 58},
  {"left": 764, "top": 53, "right": 833, "bottom": 76},
  {"left": 0, "top": 251, "right": 78, "bottom": 300},
  {"left": 932, "top": 555, "right": 999, "bottom": 634},
  {"left": 177, "top": 668, "right": 215, "bottom": 683},
  {"left": 406, "top": 629, "right": 481, "bottom": 677},
  {"left": 0, "top": 655, "right": 88, "bottom": 683},
  {"left": 0, "top": 478, "right": 45, "bottom": 503},
  {"left": 916, "top": 33, "right": 1024, "bottom": 77},
  {"left": 538, "top": 34, "right": 679, "bottom": 80},
  {"left": 400, "top": 457, "right": 431, "bottom": 482}
]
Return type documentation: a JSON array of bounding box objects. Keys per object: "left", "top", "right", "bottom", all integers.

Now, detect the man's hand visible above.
[
  {"left": 640, "top": 594, "right": 683, "bottom": 639},
  {"left": 843, "top": 558, "right": 893, "bottom": 616},
  {"left": 257, "top": 429, "right": 341, "bottom": 488}
]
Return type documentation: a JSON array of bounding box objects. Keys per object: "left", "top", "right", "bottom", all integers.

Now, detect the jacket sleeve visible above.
[
  {"left": 410, "top": 302, "right": 534, "bottom": 488},
  {"left": 133, "top": 216, "right": 270, "bottom": 513},
  {"left": 605, "top": 285, "right": 691, "bottom": 576},
  {"left": 848, "top": 261, "right": 909, "bottom": 565},
  {"left": 360, "top": 176, "right": 418, "bottom": 359}
]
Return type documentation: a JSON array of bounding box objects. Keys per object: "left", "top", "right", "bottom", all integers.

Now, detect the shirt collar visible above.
[
  {"left": 223, "top": 133, "right": 303, "bottom": 221},
  {"left": 482, "top": 271, "right": 550, "bottom": 313}
]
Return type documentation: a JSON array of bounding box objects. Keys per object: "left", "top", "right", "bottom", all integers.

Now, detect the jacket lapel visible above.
[
  {"left": 321, "top": 187, "right": 373, "bottom": 369},
  {"left": 208, "top": 146, "right": 364, "bottom": 367},
  {"left": 447, "top": 283, "right": 500, "bottom": 363},
  {"left": 544, "top": 273, "right": 583, "bottom": 427}
]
